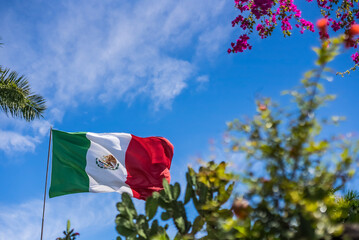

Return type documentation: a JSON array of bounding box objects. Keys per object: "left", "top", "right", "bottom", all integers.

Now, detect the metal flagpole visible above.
[{"left": 40, "top": 127, "right": 52, "bottom": 240}]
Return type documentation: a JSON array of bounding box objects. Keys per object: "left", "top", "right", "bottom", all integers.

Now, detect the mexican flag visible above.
[{"left": 49, "top": 129, "right": 173, "bottom": 200}]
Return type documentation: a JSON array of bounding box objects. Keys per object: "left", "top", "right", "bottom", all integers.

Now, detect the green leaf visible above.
[
  {"left": 191, "top": 216, "right": 204, "bottom": 234},
  {"left": 198, "top": 183, "right": 208, "bottom": 203},
  {"left": 312, "top": 47, "right": 320, "bottom": 56},
  {"left": 174, "top": 216, "right": 186, "bottom": 233},
  {"left": 158, "top": 196, "right": 171, "bottom": 207},
  {"left": 341, "top": 148, "right": 349, "bottom": 160},
  {"left": 116, "top": 223, "right": 135, "bottom": 237},
  {"left": 149, "top": 220, "right": 159, "bottom": 236},
  {"left": 118, "top": 219, "right": 135, "bottom": 229},
  {"left": 174, "top": 232, "right": 182, "bottom": 240},
  {"left": 138, "top": 228, "right": 147, "bottom": 239},
  {"left": 122, "top": 193, "right": 137, "bottom": 216},
  {"left": 185, "top": 172, "right": 191, "bottom": 184},
  {"left": 145, "top": 196, "right": 159, "bottom": 220},
  {"left": 116, "top": 203, "right": 126, "bottom": 214},
  {"left": 161, "top": 211, "right": 171, "bottom": 221},
  {"left": 184, "top": 184, "right": 192, "bottom": 204},
  {"left": 316, "top": 83, "right": 324, "bottom": 92},
  {"left": 162, "top": 179, "right": 172, "bottom": 200},
  {"left": 137, "top": 214, "right": 147, "bottom": 226},
  {"left": 152, "top": 233, "right": 170, "bottom": 240},
  {"left": 218, "top": 182, "right": 235, "bottom": 204},
  {"left": 152, "top": 191, "right": 160, "bottom": 199},
  {"left": 218, "top": 209, "right": 233, "bottom": 218},
  {"left": 172, "top": 182, "right": 181, "bottom": 200}
]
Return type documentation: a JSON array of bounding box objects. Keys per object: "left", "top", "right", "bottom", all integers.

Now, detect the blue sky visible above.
[{"left": 1, "top": 0, "right": 359, "bottom": 239}]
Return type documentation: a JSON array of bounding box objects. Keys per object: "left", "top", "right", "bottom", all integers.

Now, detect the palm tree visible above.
[
  {"left": 0, "top": 66, "right": 46, "bottom": 121},
  {"left": 56, "top": 220, "right": 80, "bottom": 240}
]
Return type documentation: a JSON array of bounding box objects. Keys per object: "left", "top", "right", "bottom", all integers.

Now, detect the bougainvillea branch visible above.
[{"left": 229, "top": 0, "right": 359, "bottom": 70}]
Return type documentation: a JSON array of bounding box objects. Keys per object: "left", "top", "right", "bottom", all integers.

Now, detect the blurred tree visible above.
[
  {"left": 114, "top": 27, "right": 359, "bottom": 239},
  {"left": 0, "top": 41, "right": 46, "bottom": 121}
]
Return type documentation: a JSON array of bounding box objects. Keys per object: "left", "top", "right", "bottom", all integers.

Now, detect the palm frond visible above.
[{"left": 0, "top": 66, "right": 46, "bottom": 121}]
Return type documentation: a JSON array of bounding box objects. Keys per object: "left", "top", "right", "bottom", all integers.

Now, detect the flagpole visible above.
[{"left": 41, "top": 127, "right": 52, "bottom": 240}]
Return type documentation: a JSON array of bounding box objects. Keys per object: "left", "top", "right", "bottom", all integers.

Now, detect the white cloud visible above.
[
  {"left": 0, "top": 0, "right": 232, "bottom": 153},
  {"left": 2, "top": 0, "right": 229, "bottom": 109},
  {"left": 196, "top": 75, "right": 209, "bottom": 83},
  {"left": 31, "top": 120, "right": 52, "bottom": 136},
  {"left": 196, "top": 25, "right": 232, "bottom": 59},
  {"left": 0, "top": 130, "right": 38, "bottom": 153},
  {"left": 0, "top": 114, "right": 52, "bottom": 155},
  {"left": 196, "top": 75, "right": 210, "bottom": 91}
]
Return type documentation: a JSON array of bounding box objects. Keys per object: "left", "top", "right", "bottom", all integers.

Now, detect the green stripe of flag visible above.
[{"left": 49, "top": 129, "right": 91, "bottom": 198}]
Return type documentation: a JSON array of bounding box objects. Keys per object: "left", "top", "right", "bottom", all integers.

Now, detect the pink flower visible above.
[
  {"left": 232, "top": 15, "right": 244, "bottom": 27},
  {"left": 230, "top": 34, "right": 252, "bottom": 53},
  {"left": 299, "top": 19, "right": 314, "bottom": 33},
  {"left": 281, "top": 18, "right": 292, "bottom": 31},
  {"left": 331, "top": 20, "right": 341, "bottom": 32},
  {"left": 237, "top": 5, "right": 249, "bottom": 12},
  {"left": 351, "top": 52, "right": 359, "bottom": 64},
  {"left": 256, "top": 24, "right": 266, "bottom": 38},
  {"left": 240, "top": 19, "right": 251, "bottom": 30},
  {"left": 294, "top": 9, "right": 302, "bottom": 18},
  {"left": 251, "top": 0, "right": 273, "bottom": 19}
]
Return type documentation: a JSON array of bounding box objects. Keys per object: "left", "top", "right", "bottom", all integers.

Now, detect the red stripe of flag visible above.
[{"left": 125, "top": 135, "right": 173, "bottom": 200}]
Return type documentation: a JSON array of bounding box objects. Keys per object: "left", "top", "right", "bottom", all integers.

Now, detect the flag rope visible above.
[{"left": 40, "top": 127, "right": 52, "bottom": 240}]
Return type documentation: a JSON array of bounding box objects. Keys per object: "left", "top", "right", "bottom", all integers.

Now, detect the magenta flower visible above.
[
  {"left": 230, "top": 34, "right": 252, "bottom": 53},
  {"left": 351, "top": 52, "right": 359, "bottom": 64}
]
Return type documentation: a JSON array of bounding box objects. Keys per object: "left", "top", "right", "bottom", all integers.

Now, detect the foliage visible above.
[
  {"left": 336, "top": 190, "right": 359, "bottom": 223},
  {"left": 229, "top": 0, "right": 359, "bottom": 71},
  {"left": 56, "top": 220, "right": 80, "bottom": 240},
  {"left": 0, "top": 65, "right": 46, "bottom": 121},
  {"left": 115, "top": 161, "right": 235, "bottom": 240},
  {"left": 115, "top": 191, "right": 169, "bottom": 239},
  {"left": 115, "top": 30, "right": 359, "bottom": 239}
]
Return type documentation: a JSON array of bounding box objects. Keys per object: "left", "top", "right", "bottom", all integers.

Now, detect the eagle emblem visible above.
[{"left": 96, "top": 154, "right": 119, "bottom": 170}]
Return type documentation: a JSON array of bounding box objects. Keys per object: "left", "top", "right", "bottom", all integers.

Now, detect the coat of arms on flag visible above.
[{"left": 96, "top": 155, "right": 119, "bottom": 170}]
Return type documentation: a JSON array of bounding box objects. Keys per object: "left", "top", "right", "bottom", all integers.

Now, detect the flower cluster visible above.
[
  {"left": 299, "top": 19, "right": 315, "bottom": 34},
  {"left": 256, "top": 24, "right": 266, "bottom": 38},
  {"left": 229, "top": 0, "right": 359, "bottom": 66},
  {"left": 251, "top": 0, "right": 274, "bottom": 19},
  {"left": 229, "top": 0, "right": 314, "bottom": 54},
  {"left": 351, "top": 52, "right": 359, "bottom": 64},
  {"left": 228, "top": 34, "right": 252, "bottom": 53}
]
